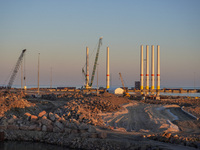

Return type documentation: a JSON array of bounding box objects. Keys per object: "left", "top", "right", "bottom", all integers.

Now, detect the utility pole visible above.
[{"left": 37, "top": 53, "right": 40, "bottom": 95}]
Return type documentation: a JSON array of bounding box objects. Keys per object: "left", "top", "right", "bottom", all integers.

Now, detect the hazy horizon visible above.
[{"left": 1, "top": 0, "right": 200, "bottom": 88}]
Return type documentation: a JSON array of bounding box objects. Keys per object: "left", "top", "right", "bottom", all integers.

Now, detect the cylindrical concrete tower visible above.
[
  {"left": 151, "top": 45, "right": 155, "bottom": 90},
  {"left": 157, "top": 45, "right": 160, "bottom": 90},
  {"left": 146, "top": 45, "right": 149, "bottom": 90},
  {"left": 140, "top": 45, "right": 144, "bottom": 90},
  {"left": 86, "top": 47, "right": 89, "bottom": 89},
  {"left": 106, "top": 47, "right": 110, "bottom": 89}
]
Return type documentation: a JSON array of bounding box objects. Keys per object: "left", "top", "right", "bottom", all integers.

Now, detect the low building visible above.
[{"left": 135, "top": 81, "right": 140, "bottom": 90}]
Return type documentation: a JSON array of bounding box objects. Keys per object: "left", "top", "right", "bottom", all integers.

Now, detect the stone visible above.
[
  {"left": 31, "top": 115, "right": 38, "bottom": 122},
  {"left": 7, "top": 118, "right": 15, "bottom": 124},
  {"left": 53, "top": 127, "right": 61, "bottom": 133},
  {"left": 0, "top": 132, "right": 5, "bottom": 141},
  {"left": 64, "top": 128, "right": 71, "bottom": 134},
  {"left": 28, "top": 124, "right": 37, "bottom": 130},
  {"left": 71, "top": 129, "right": 78, "bottom": 134},
  {"left": 54, "top": 114, "right": 60, "bottom": 120},
  {"left": 90, "top": 133, "right": 98, "bottom": 138},
  {"left": 42, "top": 125, "right": 47, "bottom": 132},
  {"left": 66, "top": 112, "right": 71, "bottom": 117},
  {"left": 41, "top": 116, "right": 52, "bottom": 126},
  {"left": 12, "top": 115, "right": 17, "bottom": 120},
  {"left": 79, "top": 123, "right": 89, "bottom": 130},
  {"left": 165, "top": 133, "right": 172, "bottom": 138},
  {"left": 88, "top": 126, "right": 96, "bottom": 133},
  {"left": 55, "top": 121, "right": 64, "bottom": 130},
  {"left": 0, "top": 125, "right": 7, "bottom": 130},
  {"left": 7, "top": 125, "right": 19, "bottom": 130},
  {"left": 46, "top": 125, "right": 53, "bottom": 132},
  {"left": 79, "top": 129, "right": 87, "bottom": 133},
  {"left": 98, "top": 132, "right": 107, "bottom": 139},
  {"left": 68, "top": 123, "right": 78, "bottom": 129},
  {"left": 35, "top": 126, "right": 42, "bottom": 131},
  {"left": 38, "top": 111, "right": 47, "bottom": 118},
  {"left": 49, "top": 112, "right": 55, "bottom": 122},
  {"left": 19, "top": 125, "right": 28, "bottom": 130},
  {"left": 24, "top": 112, "right": 31, "bottom": 117}
]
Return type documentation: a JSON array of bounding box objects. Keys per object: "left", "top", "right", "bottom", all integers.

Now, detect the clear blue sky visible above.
[{"left": 0, "top": 0, "right": 200, "bottom": 88}]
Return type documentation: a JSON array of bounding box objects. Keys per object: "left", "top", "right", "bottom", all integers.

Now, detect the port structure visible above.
[
  {"left": 7, "top": 49, "right": 26, "bottom": 89},
  {"left": 82, "top": 37, "right": 103, "bottom": 89}
]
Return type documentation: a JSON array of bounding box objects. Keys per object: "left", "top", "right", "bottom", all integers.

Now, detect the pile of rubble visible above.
[
  {"left": 51, "top": 94, "right": 122, "bottom": 126},
  {"left": 0, "top": 93, "right": 35, "bottom": 117},
  {"left": 145, "top": 132, "right": 200, "bottom": 148}
]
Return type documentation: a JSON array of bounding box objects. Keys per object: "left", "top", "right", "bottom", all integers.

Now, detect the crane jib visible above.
[
  {"left": 7, "top": 49, "right": 26, "bottom": 89},
  {"left": 89, "top": 37, "right": 102, "bottom": 87}
]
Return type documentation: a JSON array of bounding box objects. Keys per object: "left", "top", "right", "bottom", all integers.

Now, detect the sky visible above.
[{"left": 0, "top": 0, "right": 200, "bottom": 88}]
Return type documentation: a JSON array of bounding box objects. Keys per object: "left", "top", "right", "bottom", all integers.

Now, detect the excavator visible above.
[
  {"left": 82, "top": 37, "right": 103, "bottom": 88},
  {"left": 119, "top": 72, "right": 130, "bottom": 97}
]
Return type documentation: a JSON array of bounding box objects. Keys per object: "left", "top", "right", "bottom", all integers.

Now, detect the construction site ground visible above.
[{"left": 0, "top": 89, "right": 200, "bottom": 150}]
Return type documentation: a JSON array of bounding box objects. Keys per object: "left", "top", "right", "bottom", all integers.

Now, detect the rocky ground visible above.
[{"left": 0, "top": 90, "right": 200, "bottom": 149}]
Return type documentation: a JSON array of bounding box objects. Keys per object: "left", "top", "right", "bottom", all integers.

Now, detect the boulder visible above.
[
  {"left": 38, "top": 111, "right": 47, "bottom": 118},
  {"left": 46, "top": 125, "right": 53, "bottom": 132},
  {"left": 7, "top": 125, "right": 19, "bottom": 130},
  {"left": 64, "top": 128, "right": 71, "bottom": 134},
  {"left": 88, "top": 126, "right": 96, "bottom": 133},
  {"left": 28, "top": 124, "right": 37, "bottom": 130},
  {"left": 24, "top": 112, "right": 31, "bottom": 120},
  {"left": 53, "top": 127, "right": 61, "bottom": 133},
  {"left": 19, "top": 125, "right": 29, "bottom": 130},
  {"left": 98, "top": 132, "right": 107, "bottom": 139},
  {"left": 31, "top": 115, "right": 38, "bottom": 122},
  {"left": 79, "top": 123, "right": 89, "bottom": 130},
  {"left": 54, "top": 114, "right": 60, "bottom": 120},
  {"left": 0, "top": 125, "right": 7, "bottom": 130},
  {"left": 7, "top": 118, "right": 15, "bottom": 124},
  {"left": 24, "top": 112, "right": 31, "bottom": 117},
  {"left": 0, "top": 132, "right": 4, "bottom": 141},
  {"left": 42, "top": 125, "right": 47, "bottom": 132},
  {"left": 49, "top": 112, "right": 55, "bottom": 122},
  {"left": 55, "top": 121, "right": 64, "bottom": 130},
  {"left": 41, "top": 116, "right": 52, "bottom": 126}
]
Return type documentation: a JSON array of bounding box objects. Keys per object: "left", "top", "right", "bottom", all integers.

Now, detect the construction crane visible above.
[
  {"left": 82, "top": 37, "right": 103, "bottom": 88},
  {"left": 89, "top": 37, "right": 102, "bottom": 87},
  {"left": 119, "top": 72, "right": 130, "bottom": 97},
  {"left": 7, "top": 49, "right": 26, "bottom": 89}
]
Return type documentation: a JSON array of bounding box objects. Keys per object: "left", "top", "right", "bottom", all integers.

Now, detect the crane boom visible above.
[
  {"left": 89, "top": 37, "right": 103, "bottom": 87},
  {"left": 7, "top": 49, "right": 26, "bottom": 89},
  {"left": 119, "top": 72, "right": 125, "bottom": 89}
]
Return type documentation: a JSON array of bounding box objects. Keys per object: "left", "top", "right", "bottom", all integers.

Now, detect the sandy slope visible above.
[{"left": 100, "top": 101, "right": 196, "bottom": 133}]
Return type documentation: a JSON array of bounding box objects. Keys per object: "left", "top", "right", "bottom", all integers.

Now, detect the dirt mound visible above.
[
  {"left": 52, "top": 93, "right": 129, "bottom": 126},
  {"left": 100, "top": 92, "right": 131, "bottom": 106},
  {"left": 0, "top": 93, "right": 35, "bottom": 117}
]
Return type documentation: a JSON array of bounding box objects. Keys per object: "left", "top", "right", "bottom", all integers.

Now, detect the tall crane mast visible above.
[
  {"left": 7, "top": 49, "right": 26, "bottom": 89},
  {"left": 89, "top": 37, "right": 103, "bottom": 87}
]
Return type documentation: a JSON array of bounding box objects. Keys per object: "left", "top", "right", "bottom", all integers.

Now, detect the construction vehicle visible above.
[
  {"left": 7, "top": 49, "right": 26, "bottom": 89},
  {"left": 119, "top": 72, "right": 130, "bottom": 97},
  {"left": 82, "top": 37, "right": 103, "bottom": 88}
]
